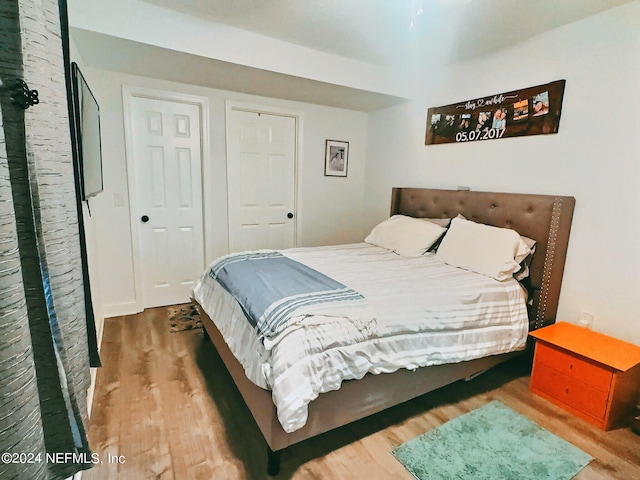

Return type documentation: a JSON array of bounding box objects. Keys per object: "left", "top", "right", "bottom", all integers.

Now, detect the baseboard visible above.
[
  {"left": 87, "top": 366, "right": 99, "bottom": 418},
  {"left": 86, "top": 310, "right": 104, "bottom": 419},
  {"left": 84, "top": 310, "right": 105, "bottom": 479},
  {"left": 102, "top": 300, "right": 142, "bottom": 318}
]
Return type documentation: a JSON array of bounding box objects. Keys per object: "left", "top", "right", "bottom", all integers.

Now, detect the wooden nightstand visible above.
[{"left": 530, "top": 322, "right": 640, "bottom": 431}]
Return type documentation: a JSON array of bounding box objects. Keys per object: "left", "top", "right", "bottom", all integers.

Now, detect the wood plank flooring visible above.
[{"left": 83, "top": 307, "right": 640, "bottom": 479}]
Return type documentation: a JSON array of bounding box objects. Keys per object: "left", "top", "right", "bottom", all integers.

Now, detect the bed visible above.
[{"left": 193, "top": 187, "right": 575, "bottom": 475}]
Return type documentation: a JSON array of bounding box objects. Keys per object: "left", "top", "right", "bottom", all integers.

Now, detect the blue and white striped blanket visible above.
[{"left": 208, "top": 251, "right": 367, "bottom": 339}]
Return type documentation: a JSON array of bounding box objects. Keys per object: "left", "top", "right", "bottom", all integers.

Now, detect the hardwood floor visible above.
[{"left": 83, "top": 307, "right": 640, "bottom": 479}]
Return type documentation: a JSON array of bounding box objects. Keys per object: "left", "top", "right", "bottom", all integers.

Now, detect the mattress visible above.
[{"left": 192, "top": 243, "right": 529, "bottom": 433}]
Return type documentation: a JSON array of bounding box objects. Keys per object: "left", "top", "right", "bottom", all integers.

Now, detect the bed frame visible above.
[{"left": 199, "top": 187, "right": 575, "bottom": 475}]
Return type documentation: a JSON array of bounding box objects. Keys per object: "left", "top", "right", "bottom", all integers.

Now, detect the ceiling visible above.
[
  {"left": 139, "top": 0, "right": 631, "bottom": 68},
  {"left": 71, "top": 0, "right": 633, "bottom": 111}
]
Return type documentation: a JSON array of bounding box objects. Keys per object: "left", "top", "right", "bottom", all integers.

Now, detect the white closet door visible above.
[{"left": 227, "top": 110, "right": 296, "bottom": 253}]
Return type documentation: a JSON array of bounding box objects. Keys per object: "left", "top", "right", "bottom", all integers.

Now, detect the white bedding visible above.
[{"left": 191, "top": 243, "right": 529, "bottom": 433}]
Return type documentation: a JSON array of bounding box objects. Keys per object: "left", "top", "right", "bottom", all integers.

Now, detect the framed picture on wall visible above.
[{"left": 324, "top": 140, "right": 349, "bottom": 177}]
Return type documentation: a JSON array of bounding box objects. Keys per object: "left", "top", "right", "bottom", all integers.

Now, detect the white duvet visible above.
[{"left": 192, "top": 243, "right": 528, "bottom": 433}]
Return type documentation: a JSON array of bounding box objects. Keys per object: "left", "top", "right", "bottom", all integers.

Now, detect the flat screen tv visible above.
[{"left": 70, "top": 62, "right": 103, "bottom": 199}]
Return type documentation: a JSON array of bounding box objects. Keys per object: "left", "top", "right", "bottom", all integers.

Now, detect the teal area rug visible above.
[{"left": 392, "top": 401, "right": 592, "bottom": 480}]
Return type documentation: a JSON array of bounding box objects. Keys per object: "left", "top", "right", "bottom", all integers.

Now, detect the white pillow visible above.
[
  {"left": 435, "top": 217, "right": 533, "bottom": 281},
  {"left": 424, "top": 217, "right": 451, "bottom": 228},
  {"left": 365, "top": 215, "right": 447, "bottom": 257},
  {"left": 514, "top": 236, "right": 537, "bottom": 281}
]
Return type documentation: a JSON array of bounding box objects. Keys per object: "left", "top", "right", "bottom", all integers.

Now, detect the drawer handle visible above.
[
  {"left": 565, "top": 388, "right": 569, "bottom": 395},
  {"left": 569, "top": 363, "right": 573, "bottom": 370}
]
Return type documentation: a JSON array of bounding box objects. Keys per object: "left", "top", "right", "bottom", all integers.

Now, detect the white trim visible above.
[
  {"left": 224, "top": 100, "right": 303, "bottom": 248},
  {"left": 86, "top": 309, "right": 105, "bottom": 419},
  {"left": 102, "top": 300, "right": 141, "bottom": 318},
  {"left": 122, "top": 86, "right": 211, "bottom": 309},
  {"left": 87, "top": 367, "right": 98, "bottom": 418}
]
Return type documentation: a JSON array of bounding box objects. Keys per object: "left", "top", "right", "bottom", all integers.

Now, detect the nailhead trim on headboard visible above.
[{"left": 535, "top": 197, "right": 563, "bottom": 330}]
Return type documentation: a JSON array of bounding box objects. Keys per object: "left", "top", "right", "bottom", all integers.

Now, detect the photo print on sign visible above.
[{"left": 424, "top": 80, "right": 565, "bottom": 145}]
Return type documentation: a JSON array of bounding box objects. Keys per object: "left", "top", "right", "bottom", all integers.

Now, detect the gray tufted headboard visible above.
[{"left": 390, "top": 188, "right": 575, "bottom": 330}]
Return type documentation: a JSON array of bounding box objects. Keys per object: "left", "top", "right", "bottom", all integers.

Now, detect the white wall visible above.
[
  {"left": 68, "top": 37, "right": 104, "bottom": 417},
  {"left": 365, "top": 2, "right": 640, "bottom": 344},
  {"left": 68, "top": 39, "right": 104, "bottom": 343},
  {"left": 68, "top": 0, "right": 408, "bottom": 99},
  {"left": 77, "top": 68, "right": 369, "bottom": 317}
]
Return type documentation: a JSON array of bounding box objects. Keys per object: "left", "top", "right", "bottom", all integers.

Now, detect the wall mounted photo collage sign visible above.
[{"left": 425, "top": 80, "right": 566, "bottom": 146}]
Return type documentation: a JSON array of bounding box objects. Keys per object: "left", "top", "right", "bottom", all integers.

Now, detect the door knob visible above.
[
  {"left": 141, "top": 215, "right": 149, "bottom": 223},
  {"left": 287, "top": 212, "right": 294, "bottom": 219}
]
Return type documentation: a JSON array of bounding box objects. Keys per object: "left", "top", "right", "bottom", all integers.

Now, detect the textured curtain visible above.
[{"left": 0, "top": 0, "right": 94, "bottom": 478}]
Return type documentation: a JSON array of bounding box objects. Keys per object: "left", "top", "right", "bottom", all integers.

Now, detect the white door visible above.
[
  {"left": 227, "top": 110, "right": 296, "bottom": 252},
  {"left": 129, "top": 96, "right": 205, "bottom": 308}
]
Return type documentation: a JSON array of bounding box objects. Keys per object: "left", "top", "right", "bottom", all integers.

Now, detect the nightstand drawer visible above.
[
  {"left": 530, "top": 322, "right": 640, "bottom": 430},
  {"left": 535, "top": 343, "right": 612, "bottom": 392},
  {"left": 531, "top": 363, "right": 609, "bottom": 420}
]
